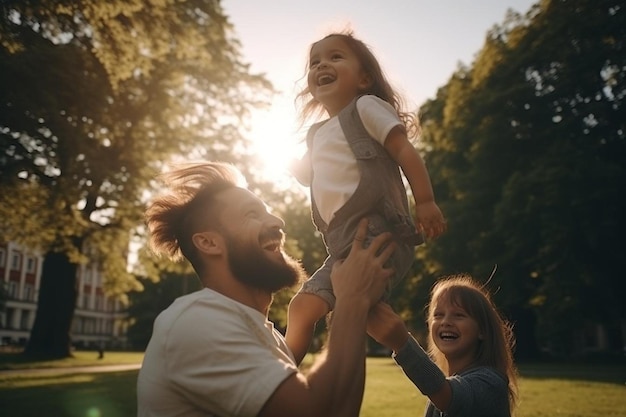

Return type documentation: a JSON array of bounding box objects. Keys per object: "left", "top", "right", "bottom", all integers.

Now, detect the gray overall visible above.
[{"left": 298, "top": 97, "right": 424, "bottom": 310}]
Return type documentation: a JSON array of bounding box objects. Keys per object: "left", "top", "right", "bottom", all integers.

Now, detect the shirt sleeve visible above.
[
  {"left": 393, "top": 335, "right": 447, "bottom": 395},
  {"left": 356, "top": 95, "right": 403, "bottom": 145},
  {"left": 166, "top": 298, "right": 297, "bottom": 417}
]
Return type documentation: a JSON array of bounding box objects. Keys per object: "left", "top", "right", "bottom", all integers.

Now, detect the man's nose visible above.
[{"left": 268, "top": 213, "right": 285, "bottom": 229}]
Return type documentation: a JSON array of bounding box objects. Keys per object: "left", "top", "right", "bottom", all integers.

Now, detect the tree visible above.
[
  {"left": 399, "top": 0, "right": 625, "bottom": 358},
  {"left": 0, "top": 0, "right": 272, "bottom": 358}
]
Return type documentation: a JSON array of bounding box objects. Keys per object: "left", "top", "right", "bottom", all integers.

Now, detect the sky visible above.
[{"left": 221, "top": 0, "right": 539, "bottom": 187}]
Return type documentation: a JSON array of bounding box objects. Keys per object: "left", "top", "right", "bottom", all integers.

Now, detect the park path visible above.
[{"left": 0, "top": 363, "right": 141, "bottom": 377}]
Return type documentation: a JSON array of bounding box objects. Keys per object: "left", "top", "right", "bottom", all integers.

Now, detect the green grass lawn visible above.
[
  {"left": 1, "top": 353, "right": 625, "bottom": 417},
  {"left": 0, "top": 350, "right": 145, "bottom": 370},
  {"left": 361, "top": 359, "right": 626, "bottom": 417}
]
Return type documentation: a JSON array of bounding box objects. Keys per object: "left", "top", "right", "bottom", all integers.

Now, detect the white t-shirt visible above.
[
  {"left": 137, "top": 288, "right": 297, "bottom": 417},
  {"left": 311, "top": 95, "right": 402, "bottom": 224}
]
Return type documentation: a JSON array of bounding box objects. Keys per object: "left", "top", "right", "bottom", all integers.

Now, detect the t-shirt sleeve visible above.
[
  {"left": 356, "top": 95, "right": 403, "bottom": 145},
  {"left": 165, "top": 298, "right": 297, "bottom": 417}
]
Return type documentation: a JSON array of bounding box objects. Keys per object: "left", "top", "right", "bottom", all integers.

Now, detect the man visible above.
[{"left": 137, "top": 161, "right": 396, "bottom": 417}]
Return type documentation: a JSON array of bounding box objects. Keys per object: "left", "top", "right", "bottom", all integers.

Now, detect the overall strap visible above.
[{"left": 337, "top": 96, "right": 391, "bottom": 159}]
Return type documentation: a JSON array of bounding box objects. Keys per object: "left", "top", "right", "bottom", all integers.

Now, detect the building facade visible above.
[{"left": 0, "top": 241, "right": 128, "bottom": 349}]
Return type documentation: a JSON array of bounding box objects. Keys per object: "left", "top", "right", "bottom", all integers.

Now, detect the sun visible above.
[{"left": 246, "top": 97, "right": 307, "bottom": 191}]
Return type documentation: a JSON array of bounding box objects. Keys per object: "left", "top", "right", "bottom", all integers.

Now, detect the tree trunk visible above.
[{"left": 23, "top": 251, "right": 78, "bottom": 359}]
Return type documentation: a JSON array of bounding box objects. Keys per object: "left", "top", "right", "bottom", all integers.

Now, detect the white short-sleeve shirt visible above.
[
  {"left": 311, "top": 95, "right": 402, "bottom": 224},
  {"left": 137, "top": 288, "right": 297, "bottom": 417}
]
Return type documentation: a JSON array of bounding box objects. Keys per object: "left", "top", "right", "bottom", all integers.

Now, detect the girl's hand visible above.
[
  {"left": 367, "top": 302, "right": 410, "bottom": 353},
  {"left": 415, "top": 201, "right": 446, "bottom": 240}
]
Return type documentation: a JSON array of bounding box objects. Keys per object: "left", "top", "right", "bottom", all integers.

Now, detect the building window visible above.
[
  {"left": 95, "top": 295, "right": 103, "bottom": 311},
  {"left": 24, "top": 284, "right": 34, "bottom": 301},
  {"left": 83, "top": 294, "right": 91, "bottom": 310},
  {"left": 8, "top": 281, "right": 18, "bottom": 298},
  {"left": 10, "top": 252, "right": 21, "bottom": 271},
  {"left": 84, "top": 268, "right": 92, "bottom": 284},
  {"left": 84, "top": 318, "right": 94, "bottom": 334},
  {"left": 73, "top": 317, "right": 83, "bottom": 333},
  {"left": 20, "top": 310, "right": 29, "bottom": 330},
  {"left": 5, "top": 308, "right": 14, "bottom": 329},
  {"left": 26, "top": 257, "right": 37, "bottom": 273}
]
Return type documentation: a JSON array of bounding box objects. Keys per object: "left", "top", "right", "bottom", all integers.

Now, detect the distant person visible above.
[
  {"left": 136, "top": 161, "right": 396, "bottom": 417},
  {"left": 286, "top": 31, "right": 446, "bottom": 364},
  {"left": 367, "top": 274, "right": 519, "bottom": 417}
]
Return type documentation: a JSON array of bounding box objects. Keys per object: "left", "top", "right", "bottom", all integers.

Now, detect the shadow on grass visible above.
[{"left": 0, "top": 370, "right": 139, "bottom": 417}]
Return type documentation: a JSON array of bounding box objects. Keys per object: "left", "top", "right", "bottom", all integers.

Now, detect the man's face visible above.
[
  {"left": 218, "top": 188, "right": 306, "bottom": 292},
  {"left": 225, "top": 227, "right": 305, "bottom": 292}
]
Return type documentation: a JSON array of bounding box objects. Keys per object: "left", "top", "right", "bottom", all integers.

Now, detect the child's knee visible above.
[{"left": 289, "top": 292, "right": 330, "bottom": 323}]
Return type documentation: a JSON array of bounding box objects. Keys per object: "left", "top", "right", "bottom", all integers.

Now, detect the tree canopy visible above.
[
  {"left": 0, "top": 0, "right": 273, "bottom": 357},
  {"left": 396, "top": 0, "right": 625, "bottom": 357}
]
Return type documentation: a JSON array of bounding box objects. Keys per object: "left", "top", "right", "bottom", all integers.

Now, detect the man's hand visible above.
[{"left": 331, "top": 219, "right": 396, "bottom": 308}]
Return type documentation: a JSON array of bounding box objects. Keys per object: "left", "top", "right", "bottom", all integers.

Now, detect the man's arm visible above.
[{"left": 259, "top": 220, "right": 396, "bottom": 417}]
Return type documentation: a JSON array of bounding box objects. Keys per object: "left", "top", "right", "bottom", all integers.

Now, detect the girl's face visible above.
[
  {"left": 429, "top": 295, "right": 482, "bottom": 373},
  {"left": 307, "top": 36, "right": 371, "bottom": 117}
]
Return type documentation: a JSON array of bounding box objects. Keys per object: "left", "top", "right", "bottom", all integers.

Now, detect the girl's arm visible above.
[
  {"left": 384, "top": 126, "right": 446, "bottom": 239},
  {"left": 368, "top": 304, "right": 510, "bottom": 416},
  {"left": 367, "top": 302, "right": 452, "bottom": 411}
]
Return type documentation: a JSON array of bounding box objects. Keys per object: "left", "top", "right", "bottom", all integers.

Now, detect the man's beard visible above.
[{"left": 225, "top": 229, "right": 306, "bottom": 293}]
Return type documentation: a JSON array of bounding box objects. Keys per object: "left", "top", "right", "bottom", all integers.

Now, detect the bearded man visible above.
[{"left": 137, "top": 161, "right": 396, "bottom": 417}]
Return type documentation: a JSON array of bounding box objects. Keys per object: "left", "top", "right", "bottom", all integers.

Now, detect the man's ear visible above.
[{"left": 192, "top": 231, "right": 224, "bottom": 256}]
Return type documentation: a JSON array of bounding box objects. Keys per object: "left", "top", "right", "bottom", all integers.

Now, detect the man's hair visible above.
[{"left": 145, "top": 161, "right": 247, "bottom": 270}]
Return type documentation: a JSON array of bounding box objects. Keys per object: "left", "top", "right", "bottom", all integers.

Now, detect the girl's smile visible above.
[
  {"left": 430, "top": 298, "right": 482, "bottom": 374},
  {"left": 307, "top": 36, "right": 371, "bottom": 116}
]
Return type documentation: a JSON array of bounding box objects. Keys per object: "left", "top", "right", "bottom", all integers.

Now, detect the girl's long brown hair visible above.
[
  {"left": 296, "top": 31, "right": 420, "bottom": 138},
  {"left": 426, "top": 274, "right": 519, "bottom": 413}
]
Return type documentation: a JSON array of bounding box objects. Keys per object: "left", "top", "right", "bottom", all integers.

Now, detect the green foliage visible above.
[
  {"left": 0, "top": 0, "right": 272, "bottom": 294},
  {"left": 0, "top": 0, "right": 273, "bottom": 357},
  {"left": 401, "top": 0, "right": 626, "bottom": 356}
]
